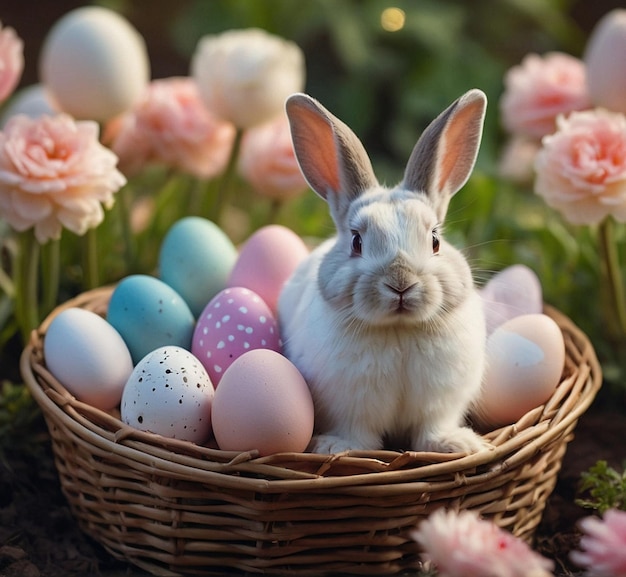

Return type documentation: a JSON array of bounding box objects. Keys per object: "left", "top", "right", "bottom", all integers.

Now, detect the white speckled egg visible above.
[
  {"left": 159, "top": 217, "right": 238, "bottom": 317},
  {"left": 107, "top": 274, "right": 195, "bottom": 364},
  {"left": 227, "top": 225, "right": 309, "bottom": 314},
  {"left": 121, "top": 346, "right": 214, "bottom": 443},
  {"left": 211, "top": 349, "right": 314, "bottom": 455},
  {"left": 192, "top": 287, "right": 281, "bottom": 386},
  {"left": 44, "top": 307, "right": 133, "bottom": 410},
  {"left": 476, "top": 313, "right": 565, "bottom": 427}
]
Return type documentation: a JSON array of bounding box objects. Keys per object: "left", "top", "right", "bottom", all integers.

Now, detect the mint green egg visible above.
[{"left": 159, "top": 217, "right": 238, "bottom": 317}]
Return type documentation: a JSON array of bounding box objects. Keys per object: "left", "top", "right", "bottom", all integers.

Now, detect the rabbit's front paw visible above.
[
  {"left": 309, "top": 434, "right": 374, "bottom": 454},
  {"left": 419, "top": 427, "right": 491, "bottom": 454}
]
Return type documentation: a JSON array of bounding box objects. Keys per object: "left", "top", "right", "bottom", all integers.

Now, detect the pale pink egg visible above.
[
  {"left": 475, "top": 313, "right": 565, "bottom": 427},
  {"left": 480, "top": 264, "right": 543, "bottom": 334},
  {"left": 211, "top": 349, "right": 314, "bottom": 455},
  {"left": 192, "top": 287, "right": 281, "bottom": 386},
  {"left": 227, "top": 224, "right": 309, "bottom": 314}
]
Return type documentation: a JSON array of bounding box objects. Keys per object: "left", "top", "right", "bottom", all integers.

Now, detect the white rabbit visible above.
[{"left": 278, "top": 89, "right": 489, "bottom": 454}]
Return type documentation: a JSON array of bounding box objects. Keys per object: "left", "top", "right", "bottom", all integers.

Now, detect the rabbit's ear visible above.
[
  {"left": 286, "top": 93, "right": 378, "bottom": 218},
  {"left": 403, "top": 89, "right": 486, "bottom": 221}
]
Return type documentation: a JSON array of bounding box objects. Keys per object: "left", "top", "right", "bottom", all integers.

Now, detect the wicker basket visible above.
[{"left": 21, "top": 286, "right": 602, "bottom": 576}]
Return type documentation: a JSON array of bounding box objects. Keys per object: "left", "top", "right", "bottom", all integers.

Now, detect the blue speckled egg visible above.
[
  {"left": 107, "top": 274, "right": 195, "bottom": 364},
  {"left": 158, "top": 217, "right": 238, "bottom": 317}
]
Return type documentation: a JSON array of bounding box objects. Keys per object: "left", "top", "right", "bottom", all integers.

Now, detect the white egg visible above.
[
  {"left": 121, "top": 346, "right": 214, "bottom": 443},
  {"left": 476, "top": 313, "right": 565, "bottom": 427},
  {"left": 39, "top": 6, "right": 150, "bottom": 121},
  {"left": 44, "top": 307, "right": 133, "bottom": 410}
]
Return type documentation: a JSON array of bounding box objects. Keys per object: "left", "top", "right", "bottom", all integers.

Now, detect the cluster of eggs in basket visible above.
[{"left": 43, "top": 217, "right": 566, "bottom": 456}]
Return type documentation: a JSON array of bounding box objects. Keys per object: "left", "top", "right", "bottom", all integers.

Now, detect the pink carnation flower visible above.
[
  {"left": 0, "top": 114, "right": 126, "bottom": 243},
  {"left": 0, "top": 21, "right": 24, "bottom": 103},
  {"left": 534, "top": 109, "right": 626, "bottom": 225},
  {"left": 500, "top": 52, "right": 591, "bottom": 139},
  {"left": 105, "top": 77, "right": 236, "bottom": 179},
  {"left": 570, "top": 509, "right": 626, "bottom": 577},
  {"left": 411, "top": 508, "right": 554, "bottom": 577},
  {"left": 238, "top": 114, "right": 308, "bottom": 200}
]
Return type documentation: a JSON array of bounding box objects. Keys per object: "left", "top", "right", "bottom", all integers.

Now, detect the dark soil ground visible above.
[{"left": 0, "top": 381, "right": 624, "bottom": 577}]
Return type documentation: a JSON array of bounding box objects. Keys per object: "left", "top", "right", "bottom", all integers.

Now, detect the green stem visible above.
[
  {"left": 116, "top": 184, "right": 136, "bottom": 273},
  {"left": 83, "top": 228, "right": 99, "bottom": 290},
  {"left": 209, "top": 128, "right": 244, "bottom": 224},
  {"left": 14, "top": 230, "right": 40, "bottom": 345},
  {"left": 267, "top": 198, "right": 284, "bottom": 224},
  {"left": 40, "top": 238, "right": 60, "bottom": 317},
  {"left": 599, "top": 218, "right": 626, "bottom": 337}
]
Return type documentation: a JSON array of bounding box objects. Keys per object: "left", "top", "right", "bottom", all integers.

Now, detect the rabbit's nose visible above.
[
  {"left": 384, "top": 281, "right": 417, "bottom": 295},
  {"left": 386, "top": 257, "right": 419, "bottom": 292}
]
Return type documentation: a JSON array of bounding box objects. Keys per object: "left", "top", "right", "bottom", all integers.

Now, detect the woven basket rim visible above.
[{"left": 21, "top": 285, "right": 603, "bottom": 490}]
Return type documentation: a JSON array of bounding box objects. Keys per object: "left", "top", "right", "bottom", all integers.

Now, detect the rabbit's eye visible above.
[
  {"left": 432, "top": 229, "right": 440, "bottom": 255},
  {"left": 351, "top": 231, "right": 362, "bottom": 256}
]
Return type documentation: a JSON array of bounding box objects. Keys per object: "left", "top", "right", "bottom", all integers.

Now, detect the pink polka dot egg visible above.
[{"left": 192, "top": 287, "right": 282, "bottom": 386}]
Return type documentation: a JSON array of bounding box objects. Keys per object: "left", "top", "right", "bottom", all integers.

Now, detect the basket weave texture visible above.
[{"left": 21, "top": 286, "right": 602, "bottom": 576}]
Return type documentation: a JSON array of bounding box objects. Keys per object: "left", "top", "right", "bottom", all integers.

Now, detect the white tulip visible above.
[
  {"left": 191, "top": 28, "right": 305, "bottom": 129},
  {"left": 39, "top": 6, "right": 150, "bottom": 122},
  {"left": 584, "top": 9, "right": 626, "bottom": 114}
]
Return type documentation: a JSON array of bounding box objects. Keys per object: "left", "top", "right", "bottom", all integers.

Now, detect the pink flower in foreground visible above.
[
  {"left": 411, "top": 509, "right": 554, "bottom": 577},
  {"left": 0, "top": 21, "right": 24, "bottom": 103},
  {"left": 534, "top": 109, "right": 626, "bottom": 225},
  {"left": 570, "top": 509, "right": 626, "bottom": 577},
  {"left": 238, "top": 114, "right": 308, "bottom": 200},
  {"left": 500, "top": 52, "right": 591, "bottom": 139},
  {"left": 105, "top": 77, "right": 236, "bottom": 179},
  {"left": 0, "top": 114, "right": 126, "bottom": 243}
]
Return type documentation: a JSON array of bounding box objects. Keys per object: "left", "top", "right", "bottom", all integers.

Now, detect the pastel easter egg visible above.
[
  {"left": 211, "top": 349, "right": 314, "bottom": 455},
  {"left": 480, "top": 265, "right": 543, "bottom": 334},
  {"left": 121, "top": 346, "right": 214, "bottom": 443},
  {"left": 476, "top": 313, "right": 565, "bottom": 427},
  {"left": 40, "top": 6, "right": 149, "bottom": 121},
  {"left": 107, "top": 274, "right": 195, "bottom": 364},
  {"left": 159, "top": 216, "right": 238, "bottom": 317},
  {"left": 227, "top": 225, "right": 309, "bottom": 314},
  {"left": 44, "top": 307, "right": 133, "bottom": 410},
  {"left": 192, "top": 287, "right": 281, "bottom": 386}
]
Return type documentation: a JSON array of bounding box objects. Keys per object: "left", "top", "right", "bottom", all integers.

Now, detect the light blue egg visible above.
[
  {"left": 107, "top": 274, "right": 195, "bottom": 364},
  {"left": 158, "top": 217, "right": 238, "bottom": 317}
]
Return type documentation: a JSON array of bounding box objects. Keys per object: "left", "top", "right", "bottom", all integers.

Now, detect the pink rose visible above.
[
  {"left": 584, "top": 9, "right": 626, "bottom": 115},
  {"left": 534, "top": 109, "right": 626, "bottom": 225},
  {"left": 105, "top": 77, "right": 236, "bottom": 179},
  {"left": 0, "top": 21, "right": 24, "bottom": 103},
  {"left": 238, "top": 115, "right": 307, "bottom": 200},
  {"left": 411, "top": 509, "right": 554, "bottom": 577},
  {"left": 570, "top": 509, "right": 626, "bottom": 576},
  {"left": 0, "top": 114, "right": 126, "bottom": 243},
  {"left": 500, "top": 52, "right": 591, "bottom": 139}
]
